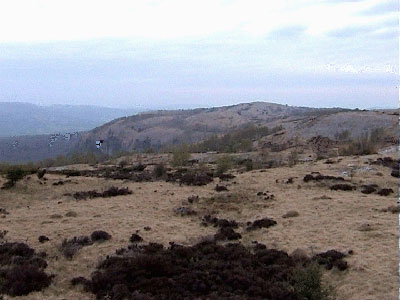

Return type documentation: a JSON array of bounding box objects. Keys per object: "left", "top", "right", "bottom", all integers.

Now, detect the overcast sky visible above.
[{"left": 0, "top": 0, "right": 398, "bottom": 109}]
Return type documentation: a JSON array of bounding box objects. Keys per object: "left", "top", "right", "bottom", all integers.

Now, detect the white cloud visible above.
[{"left": 0, "top": 0, "right": 395, "bottom": 43}]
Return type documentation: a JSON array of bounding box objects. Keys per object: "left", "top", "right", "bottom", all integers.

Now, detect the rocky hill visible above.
[{"left": 0, "top": 102, "right": 397, "bottom": 163}]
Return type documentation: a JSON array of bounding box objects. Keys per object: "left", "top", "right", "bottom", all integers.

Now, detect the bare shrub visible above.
[
  {"left": 216, "top": 154, "right": 233, "bottom": 175},
  {"left": 339, "top": 133, "right": 377, "bottom": 156},
  {"left": 171, "top": 147, "right": 191, "bottom": 167},
  {"left": 334, "top": 129, "right": 351, "bottom": 141},
  {"left": 288, "top": 150, "right": 299, "bottom": 167}
]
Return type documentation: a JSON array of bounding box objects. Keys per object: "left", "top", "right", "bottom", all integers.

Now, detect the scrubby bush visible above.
[
  {"left": 246, "top": 217, "right": 277, "bottom": 231},
  {"left": 153, "top": 163, "right": 167, "bottom": 178},
  {"left": 370, "top": 127, "right": 386, "bottom": 144},
  {"left": 0, "top": 242, "right": 52, "bottom": 297},
  {"left": 0, "top": 163, "right": 37, "bottom": 176},
  {"left": 202, "top": 215, "right": 239, "bottom": 228},
  {"left": 288, "top": 150, "right": 299, "bottom": 167},
  {"left": 188, "top": 124, "right": 283, "bottom": 153},
  {"left": 339, "top": 132, "right": 377, "bottom": 156},
  {"left": 129, "top": 233, "right": 143, "bottom": 243},
  {"left": 377, "top": 188, "right": 394, "bottom": 196},
  {"left": 75, "top": 240, "right": 305, "bottom": 300},
  {"left": 173, "top": 206, "right": 197, "bottom": 216},
  {"left": 215, "top": 184, "right": 228, "bottom": 192},
  {"left": 6, "top": 168, "right": 24, "bottom": 184},
  {"left": 72, "top": 186, "right": 132, "bottom": 200},
  {"left": 167, "top": 171, "right": 213, "bottom": 186},
  {"left": 330, "top": 184, "right": 355, "bottom": 191},
  {"left": 244, "top": 159, "right": 254, "bottom": 171},
  {"left": 171, "top": 147, "right": 191, "bottom": 167},
  {"left": 91, "top": 231, "right": 112, "bottom": 242},
  {"left": 216, "top": 155, "right": 233, "bottom": 175},
  {"left": 1, "top": 265, "right": 53, "bottom": 296},
  {"left": 36, "top": 169, "right": 46, "bottom": 179},
  {"left": 292, "top": 262, "right": 335, "bottom": 300},
  {"left": 119, "top": 159, "right": 129, "bottom": 168},
  {"left": 214, "top": 227, "right": 242, "bottom": 241},
  {"left": 38, "top": 236, "right": 49, "bottom": 243},
  {"left": 1, "top": 167, "right": 26, "bottom": 189},
  {"left": 38, "top": 151, "right": 111, "bottom": 168},
  {"left": 334, "top": 130, "right": 351, "bottom": 141},
  {"left": 60, "top": 236, "right": 92, "bottom": 259},
  {"left": 361, "top": 184, "right": 377, "bottom": 194},
  {"left": 313, "top": 249, "right": 347, "bottom": 271}
]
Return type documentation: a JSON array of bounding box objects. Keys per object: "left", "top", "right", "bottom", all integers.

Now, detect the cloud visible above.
[
  {"left": 326, "top": 16, "right": 398, "bottom": 38},
  {"left": 371, "top": 27, "right": 399, "bottom": 40},
  {"left": 320, "top": 0, "right": 365, "bottom": 2},
  {"left": 267, "top": 25, "right": 307, "bottom": 39},
  {"left": 327, "top": 24, "right": 375, "bottom": 37},
  {"left": 359, "top": 0, "right": 398, "bottom": 15},
  {"left": 0, "top": 0, "right": 394, "bottom": 43},
  {"left": 0, "top": 1, "right": 396, "bottom": 109}
]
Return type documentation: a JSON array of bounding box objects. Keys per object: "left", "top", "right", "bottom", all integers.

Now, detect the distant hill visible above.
[
  {"left": 0, "top": 102, "right": 397, "bottom": 163},
  {"left": 77, "top": 102, "right": 397, "bottom": 154},
  {"left": 0, "top": 102, "right": 139, "bottom": 137}
]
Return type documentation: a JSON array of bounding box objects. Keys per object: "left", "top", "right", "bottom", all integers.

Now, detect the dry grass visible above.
[{"left": 0, "top": 153, "right": 398, "bottom": 300}]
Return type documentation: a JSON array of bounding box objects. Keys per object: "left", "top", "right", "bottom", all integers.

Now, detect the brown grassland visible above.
[{"left": 0, "top": 152, "right": 398, "bottom": 300}]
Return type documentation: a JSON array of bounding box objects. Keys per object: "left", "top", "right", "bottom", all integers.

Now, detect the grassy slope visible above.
[{"left": 0, "top": 153, "right": 398, "bottom": 300}]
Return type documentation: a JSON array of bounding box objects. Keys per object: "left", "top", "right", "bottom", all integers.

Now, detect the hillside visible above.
[
  {"left": 0, "top": 102, "right": 397, "bottom": 163},
  {"left": 0, "top": 102, "right": 139, "bottom": 137},
  {"left": 76, "top": 102, "right": 398, "bottom": 154}
]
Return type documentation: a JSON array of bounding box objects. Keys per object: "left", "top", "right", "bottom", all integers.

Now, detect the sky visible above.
[{"left": 0, "top": 0, "right": 398, "bottom": 109}]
